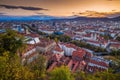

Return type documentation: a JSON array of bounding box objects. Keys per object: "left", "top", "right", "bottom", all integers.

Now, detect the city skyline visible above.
[{"left": 0, "top": 0, "right": 120, "bottom": 17}]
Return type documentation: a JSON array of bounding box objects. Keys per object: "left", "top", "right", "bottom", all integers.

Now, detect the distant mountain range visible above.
[
  {"left": 0, "top": 15, "right": 62, "bottom": 21},
  {"left": 72, "top": 16, "right": 120, "bottom": 21},
  {"left": 0, "top": 15, "right": 120, "bottom": 21},
  {"left": 54, "top": 16, "right": 120, "bottom": 21}
]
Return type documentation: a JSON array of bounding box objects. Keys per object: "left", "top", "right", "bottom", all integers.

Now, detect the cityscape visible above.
[{"left": 0, "top": 0, "right": 120, "bottom": 80}]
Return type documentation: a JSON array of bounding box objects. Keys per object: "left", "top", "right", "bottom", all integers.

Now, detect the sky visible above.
[{"left": 0, "top": 0, "right": 120, "bottom": 17}]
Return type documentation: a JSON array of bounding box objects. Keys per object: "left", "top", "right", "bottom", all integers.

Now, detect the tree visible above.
[
  {"left": 49, "top": 66, "right": 74, "bottom": 80},
  {"left": 0, "top": 52, "right": 34, "bottom": 80},
  {"left": 0, "top": 29, "right": 26, "bottom": 56},
  {"left": 74, "top": 69, "right": 120, "bottom": 80},
  {"left": 74, "top": 71, "right": 86, "bottom": 80},
  {"left": 100, "top": 34, "right": 112, "bottom": 40},
  {"left": 1, "top": 53, "right": 47, "bottom": 80},
  {"left": 110, "top": 49, "right": 120, "bottom": 59},
  {"left": 27, "top": 54, "right": 47, "bottom": 80},
  {"left": 54, "top": 37, "right": 58, "bottom": 43}
]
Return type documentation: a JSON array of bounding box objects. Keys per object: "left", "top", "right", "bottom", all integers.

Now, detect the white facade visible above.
[
  {"left": 74, "top": 31, "right": 86, "bottom": 35},
  {"left": 22, "top": 47, "right": 38, "bottom": 64},
  {"left": 27, "top": 37, "right": 40, "bottom": 44},
  {"left": 22, "top": 53, "right": 39, "bottom": 64},
  {"left": 39, "top": 29, "right": 54, "bottom": 34},
  {"left": 58, "top": 44, "right": 76, "bottom": 56},
  {"left": 83, "top": 37, "right": 92, "bottom": 40},
  {"left": 53, "top": 50, "right": 64, "bottom": 55}
]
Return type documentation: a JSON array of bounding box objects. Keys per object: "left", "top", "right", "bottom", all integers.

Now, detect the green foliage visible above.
[
  {"left": 100, "top": 34, "right": 112, "bottom": 40},
  {"left": 28, "top": 54, "right": 47, "bottom": 80},
  {"left": 49, "top": 66, "right": 74, "bottom": 80},
  {"left": 110, "top": 49, "right": 120, "bottom": 59},
  {"left": 74, "top": 71, "right": 86, "bottom": 80},
  {"left": 0, "top": 52, "right": 47, "bottom": 80},
  {"left": 109, "top": 50, "right": 120, "bottom": 70},
  {"left": 0, "top": 29, "right": 26, "bottom": 56},
  {"left": 0, "top": 52, "right": 34, "bottom": 80},
  {"left": 48, "top": 34, "right": 71, "bottom": 42},
  {"left": 54, "top": 37, "right": 58, "bottom": 43},
  {"left": 74, "top": 70, "right": 120, "bottom": 80}
]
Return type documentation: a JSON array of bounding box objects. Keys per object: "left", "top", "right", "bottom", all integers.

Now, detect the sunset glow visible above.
[{"left": 0, "top": 0, "right": 120, "bottom": 17}]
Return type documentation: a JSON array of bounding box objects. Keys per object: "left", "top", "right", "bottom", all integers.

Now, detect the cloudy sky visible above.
[{"left": 0, "top": 0, "right": 120, "bottom": 17}]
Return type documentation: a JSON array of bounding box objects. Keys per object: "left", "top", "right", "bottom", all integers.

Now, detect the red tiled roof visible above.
[
  {"left": 72, "top": 49, "right": 86, "bottom": 61},
  {"left": 84, "top": 33, "right": 92, "bottom": 37},
  {"left": 54, "top": 45, "right": 63, "bottom": 52},
  {"left": 87, "top": 40, "right": 100, "bottom": 44},
  {"left": 110, "top": 40, "right": 120, "bottom": 43},
  {"left": 47, "top": 62, "right": 57, "bottom": 72},
  {"left": 65, "top": 43, "right": 77, "bottom": 48},
  {"left": 37, "top": 39, "right": 55, "bottom": 47},
  {"left": 89, "top": 59, "right": 109, "bottom": 67},
  {"left": 87, "top": 65, "right": 106, "bottom": 72},
  {"left": 72, "top": 61, "right": 79, "bottom": 73},
  {"left": 22, "top": 44, "right": 36, "bottom": 55},
  {"left": 110, "top": 43, "right": 120, "bottom": 48},
  {"left": 67, "top": 60, "right": 73, "bottom": 69}
]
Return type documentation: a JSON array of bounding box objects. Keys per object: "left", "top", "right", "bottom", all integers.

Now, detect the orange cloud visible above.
[{"left": 73, "top": 11, "right": 120, "bottom": 18}]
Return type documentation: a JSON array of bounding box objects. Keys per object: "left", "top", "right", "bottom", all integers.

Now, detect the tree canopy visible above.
[
  {"left": 0, "top": 52, "right": 34, "bottom": 80},
  {"left": 49, "top": 66, "right": 74, "bottom": 80},
  {"left": 0, "top": 29, "right": 26, "bottom": 56}
]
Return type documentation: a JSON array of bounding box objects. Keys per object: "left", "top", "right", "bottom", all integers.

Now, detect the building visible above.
[
  {"left": 36, "top": 38, "right": 56, "bottom": 53},
  {"left": 52, "top": 45, "right": 64, "bottom": 55}
]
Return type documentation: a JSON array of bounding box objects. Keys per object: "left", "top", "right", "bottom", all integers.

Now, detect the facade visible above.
[{"left": 36, "top": 39, "right": 56, "bottom": 53}]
